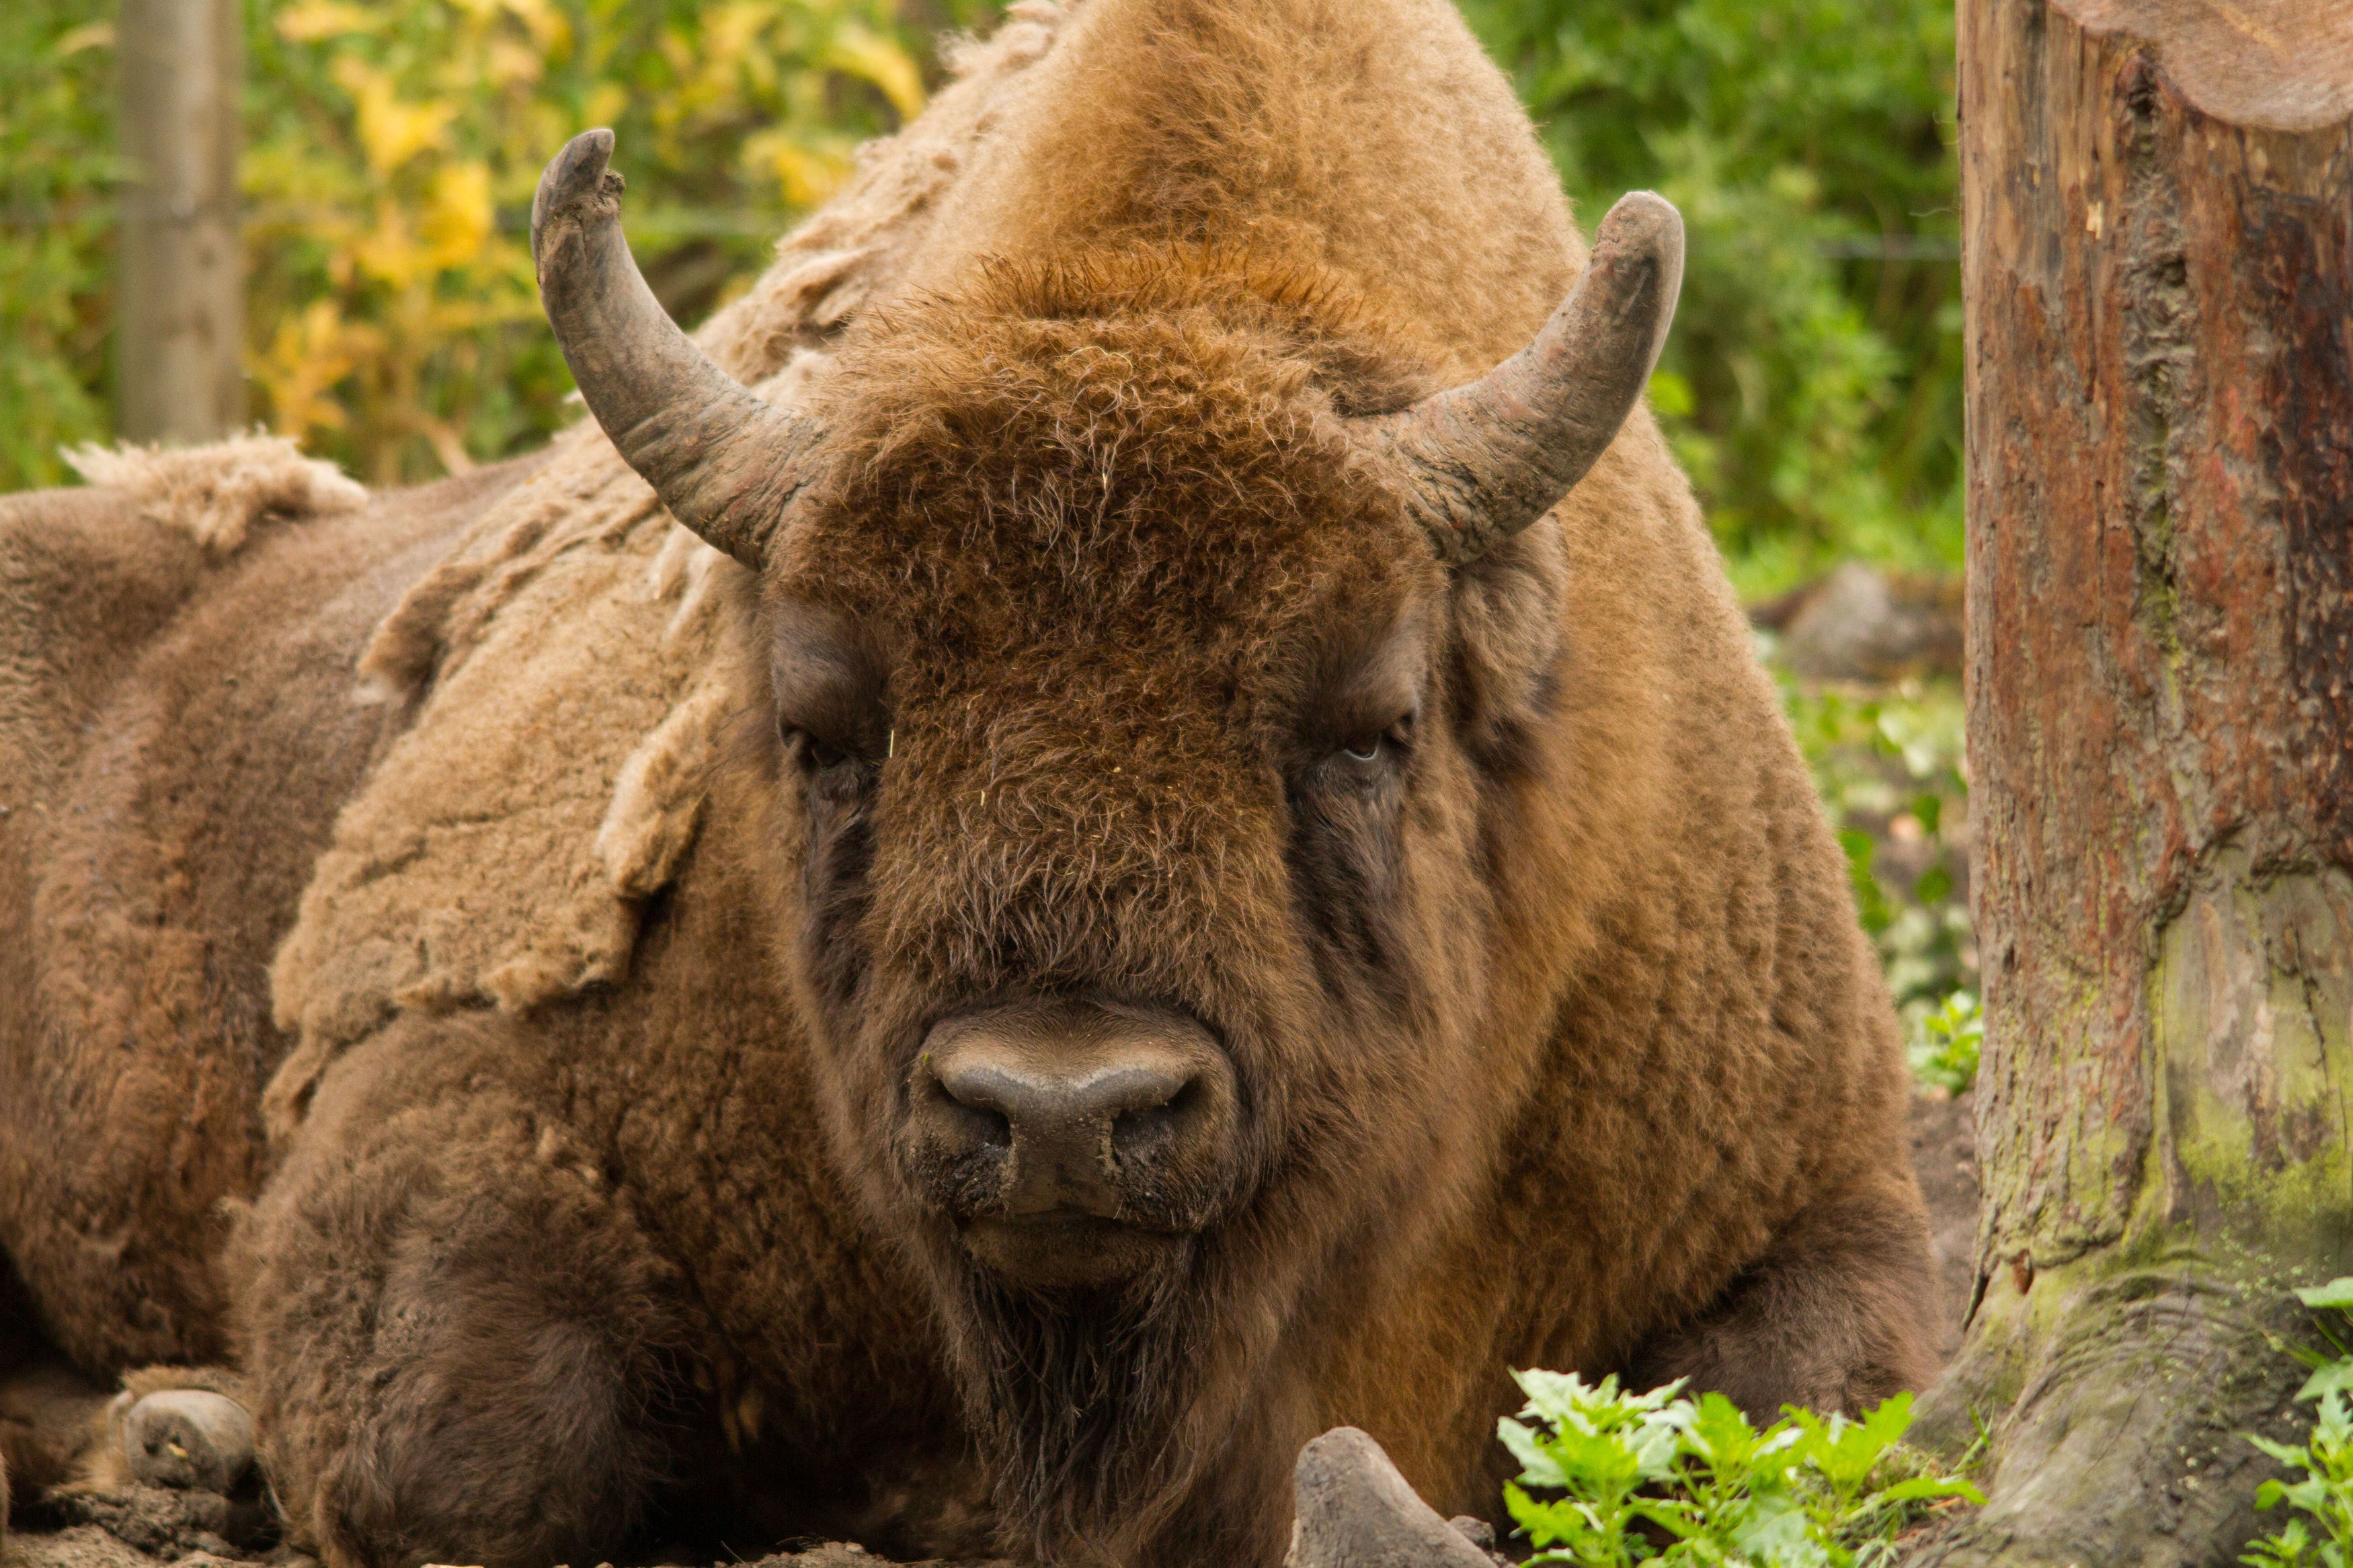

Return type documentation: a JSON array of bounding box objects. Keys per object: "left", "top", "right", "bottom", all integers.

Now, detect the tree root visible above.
[{"left": 1904, "top": 1263, "right": 2310, "bottom": 1567}]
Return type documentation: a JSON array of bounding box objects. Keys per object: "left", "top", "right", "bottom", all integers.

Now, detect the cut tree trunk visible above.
[
  {"left": 1909, "top": 2, "right": 2353, "bottom": 1565},
  {"left": 118, "top": 0, "right": 243, "bottom": 444}
]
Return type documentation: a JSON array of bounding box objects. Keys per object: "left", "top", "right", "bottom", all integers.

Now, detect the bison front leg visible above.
[
  {"left": 1626, "top": 1169, "right": 1942, "bottom": 1422},
  {"left": 234, "top": 1027, "right": 697, "bottom": 1568}
]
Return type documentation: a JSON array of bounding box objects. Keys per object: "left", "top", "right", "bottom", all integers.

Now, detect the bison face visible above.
[
  {"left": 529, "top": 129, "right": 1680, "bottom": 1559},
  {"left": 750, "top": 264, "right": 1561, "bottom": 1550},
  {"left": 760, "top": 263, "right": 1476, "bottom": 1274}
]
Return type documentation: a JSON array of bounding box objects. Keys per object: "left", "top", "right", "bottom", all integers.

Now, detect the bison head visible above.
[{"left": 532, "top": 129, "right": 1680, "bottom": 1561}]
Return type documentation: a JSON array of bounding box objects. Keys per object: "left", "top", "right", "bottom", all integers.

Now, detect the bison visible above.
[{"left": 0, "top": 0, "right": 1938, "bottom": 1564}]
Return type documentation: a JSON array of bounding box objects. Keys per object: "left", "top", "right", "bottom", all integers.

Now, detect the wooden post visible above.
[
  {"left": 1910, "top": 2, "right": 2353, "bottom": 1564},
  {"left": 118, "top": 0, "right": 243, "bottom": 444}
]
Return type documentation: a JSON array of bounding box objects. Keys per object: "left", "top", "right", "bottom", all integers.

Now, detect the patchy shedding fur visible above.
[
  {"left": 0, "top": 4, "right": 1937, "bottom": 1567},
  {"left": 63, "top": 436, "right": 366, "bottom": 556},
  {"left": 266, "top": 1, "right": 1072, "bottom": 1081}
]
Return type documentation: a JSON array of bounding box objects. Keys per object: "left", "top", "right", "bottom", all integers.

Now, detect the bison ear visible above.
[
  {"left": 532, "top": 130, "right": 827, "bottom": 569},
  {"left": 1360, "top": 192, "right": 1684, "bottom": 567}
]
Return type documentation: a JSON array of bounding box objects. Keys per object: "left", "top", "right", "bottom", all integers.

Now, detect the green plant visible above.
[
  {"left": 1776, "top": 669, "right": 1977, "bottom": 1079},
  {"left": 2245, "top": 1280, "right": 2353, "bottom": 1567},
  {"left": 1905, "top": 989, "right": 1980, "bottom": 1097},
  {"left": 1499, "top": 1369, "right": 1981, "bottom": 1566},
  {"left": 242, "top": 0, "right": 969, "bottom": 483},
  {"left": 0, "top": 8, "right": 121, "bottom": 489}
]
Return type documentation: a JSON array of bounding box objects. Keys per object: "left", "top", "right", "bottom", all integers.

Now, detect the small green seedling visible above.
[
  {"left": 1907, "top": 989, "right": 1982, "bottom": 1097},
  {"left": 2243, "top": 1280, "right": 2353, "bottom": 1567},
  {"left": 1498, "top": 1369, "right": 1982, "bottom": 1567}
]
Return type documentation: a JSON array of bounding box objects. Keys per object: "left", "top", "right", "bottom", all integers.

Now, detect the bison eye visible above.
[
  {"left": 781, "top": 725, "right": 854, "bottom": 776},
  {"left": 1332, "top": 712, "right": 1415, "bottom": 768}
]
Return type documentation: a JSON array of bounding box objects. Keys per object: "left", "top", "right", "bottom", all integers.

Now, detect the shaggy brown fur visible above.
[{"left": 0, "top": 3, "right": 1935, "bottom": 1566}]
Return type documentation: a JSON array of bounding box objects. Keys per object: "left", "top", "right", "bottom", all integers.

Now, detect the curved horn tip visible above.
[
  {"left": 531, "top": 128, "right": 622, "bottom": 261},
  {"left": 1589, "top": 190, "right": 1685, "bottom": 366},
  {"left": 1592, "top": 190, "right": 1684, "bottom": 259},
  {"left": 1600, "top": 190, "right": 1675, "bottom": 242}
]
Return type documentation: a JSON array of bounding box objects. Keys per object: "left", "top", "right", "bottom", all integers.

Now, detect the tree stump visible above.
[{"left": 1914, "top": 1, "right": 2353, "bottom": 1563}]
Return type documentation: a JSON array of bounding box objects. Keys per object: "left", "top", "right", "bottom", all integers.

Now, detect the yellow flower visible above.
[
  {"left": 333, "top": 56, "right": 460, "bottom": 176},
  {"left": 420, "top": 162, "right": 495, "bottom": 270},
  {"left": 276, "top": 0, "right": 374, "bottom": 42}
]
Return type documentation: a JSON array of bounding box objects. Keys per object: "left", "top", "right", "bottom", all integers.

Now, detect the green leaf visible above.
[
  {"left": 1858, "top": 1391, "right": 1915, "bottom": 1448},
  {"left": 1499, "top": 1417, "right": 1570, "bottom": 1489},
  {"left": 1910, "top": 792, "right": 1942, "bottom": 836},
  {"left": 1631, "top": 1414, "right": 1685, "bottom": 1481},
  {"left": 1629, "top": 1497, "right": 1702, "bottom": 1539},
  {"left": 2298, "top": 1280, "right": 2353, "bottom": 1311},
  {"left": 1685, "top": 1391, "right": 1764, "bottom": 1469},
  {"left": 2251, "top": 1436, "right": 2311, "bottom": 1470},
  {"left": 1728, "top": 1492, "right": 1819, "bottom": 1562},
  {"left": 1874, "top": 1475, "right": 1985, "bottom": 1505},
  {"left": 2301, "top": 1362, "right": 2353, "bottom": 1404}
]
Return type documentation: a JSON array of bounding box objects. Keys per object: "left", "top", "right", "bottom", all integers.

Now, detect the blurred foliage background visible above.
[
  {"left": 1464, "top": 0, "right": 1962, "bottom": 596},
  {"left": 1, "top": 0, "right": 1975, "bottom": 1074},
  {"left": 3, "top": 0, "right": 978, "bottom": 488}
]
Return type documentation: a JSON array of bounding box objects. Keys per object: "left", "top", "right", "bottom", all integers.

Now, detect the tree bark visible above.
[
  {"left": 1911, "top": 2, "right": 2353, "bottom": 1564},
  {"left": 118, "top": 0, "right": 243, "bottom": 444}
]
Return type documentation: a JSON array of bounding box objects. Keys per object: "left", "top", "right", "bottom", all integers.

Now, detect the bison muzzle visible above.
[{"left": 902, "top": 997, "right": 1242, "bottom": 1290}]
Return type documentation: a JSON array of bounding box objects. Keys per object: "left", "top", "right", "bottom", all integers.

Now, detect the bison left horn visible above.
[
  {"left": 1361, "top": 191, "right": 1684, "bottom": 567},
  {"left": 532, "top": 129, "right": 825, "bottom": 569}
]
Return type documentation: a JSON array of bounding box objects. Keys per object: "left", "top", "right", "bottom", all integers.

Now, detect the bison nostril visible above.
[
  {"left": 1111, "top": 1078, "right": 1197, "bottom": 1164},
  {"left": 925, "top": 1071, "right": 1012, "bottom": 1150}
]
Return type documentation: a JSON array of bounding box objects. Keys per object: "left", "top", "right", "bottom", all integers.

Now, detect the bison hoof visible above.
[
  {"left": 1287, "top": 1428, "right": 1497, "bottom": 1568},
  {"left": 120, "top": 1389, "right": 255, "bottom": 1493}
]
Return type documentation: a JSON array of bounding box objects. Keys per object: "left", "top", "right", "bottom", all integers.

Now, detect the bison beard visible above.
[{"left": 945, "top": 1245, "right": 1209, "bottom": 1561}]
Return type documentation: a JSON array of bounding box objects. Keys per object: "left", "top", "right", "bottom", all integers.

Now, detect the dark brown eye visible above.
[
  {"left": 1334, "top": 712, "right": 1414, "bottom": 766},
  {"left": 781, "top": 725, "right": 853, "bottom": 774}
]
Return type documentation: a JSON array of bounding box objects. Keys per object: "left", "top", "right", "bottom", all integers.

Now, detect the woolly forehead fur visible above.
[{"left": 766, "top": 248, "right": 1533, "bottom": 1003}]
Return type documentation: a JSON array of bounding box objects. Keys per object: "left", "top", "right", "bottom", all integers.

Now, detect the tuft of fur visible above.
[{"left": 63, "top": 436, "right": 366, "bottom": 556}]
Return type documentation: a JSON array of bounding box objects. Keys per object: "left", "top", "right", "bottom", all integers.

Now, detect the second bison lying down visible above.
[{"left": 0, "top": 1, "right": 1936, "bottom": 1564}]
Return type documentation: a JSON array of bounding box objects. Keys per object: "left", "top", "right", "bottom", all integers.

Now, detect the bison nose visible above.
[
  {"left": 901, "top": 1000, "right": 1239, "bottom": 1277},
  {"left": 934, "top": 1049, "right": 1197, "bottom": 1193}
]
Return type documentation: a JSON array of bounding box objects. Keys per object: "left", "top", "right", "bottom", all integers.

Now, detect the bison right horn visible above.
[
  {"left": 532, "top": 129, "right": 826, "bottom": 569},
  {"left": 1362, "top": 191, "right": 1685, "bottom": 567}
]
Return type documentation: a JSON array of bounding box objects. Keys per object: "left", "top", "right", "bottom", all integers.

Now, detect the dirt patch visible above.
[
  {"left": 1908, "top": 1089, "right": 1981, "bottom": 1361},
  {"left": 6, "top": 1481, "right": 276, "bottom": 1568}
]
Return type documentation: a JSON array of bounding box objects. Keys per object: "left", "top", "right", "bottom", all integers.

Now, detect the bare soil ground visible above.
[{"left": 1908, "top": 1089, "right": 1980, "bottom": 1363}]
